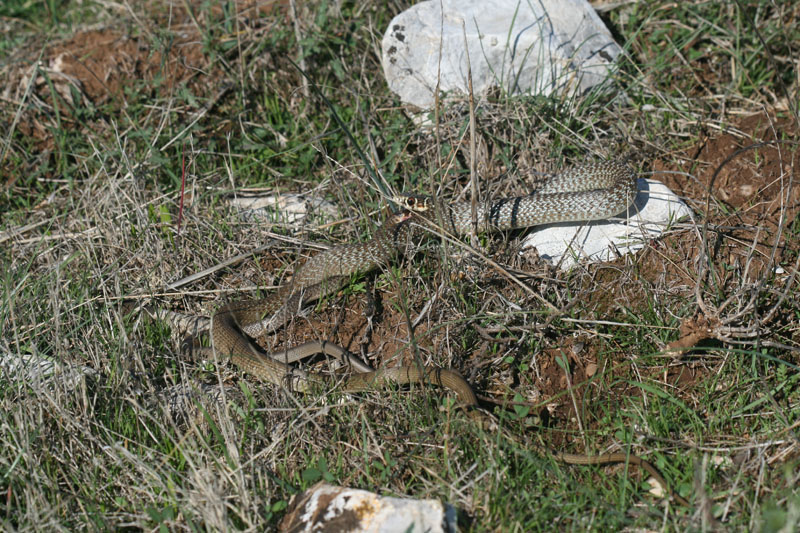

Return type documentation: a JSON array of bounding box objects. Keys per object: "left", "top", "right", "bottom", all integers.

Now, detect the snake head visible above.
[{"left": 394, "top": 193, "right": 433, "bottom": 213}]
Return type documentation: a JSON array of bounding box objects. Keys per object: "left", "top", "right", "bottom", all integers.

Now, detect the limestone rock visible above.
[{"left": 382, "top": 0, "right": 621, "bottom": 109}]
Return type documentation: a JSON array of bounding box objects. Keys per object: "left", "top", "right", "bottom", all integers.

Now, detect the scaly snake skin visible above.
[
  {"left": 395, "top": 160, "right": 637, "bottom": 234},
  {"left": 205, "top": 160, "right": 686, "bottom": 505}
]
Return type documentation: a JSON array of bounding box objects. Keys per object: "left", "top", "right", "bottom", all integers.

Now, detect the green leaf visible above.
[{"left": 302, "top": 467, "right": 322, "bottom": 483}]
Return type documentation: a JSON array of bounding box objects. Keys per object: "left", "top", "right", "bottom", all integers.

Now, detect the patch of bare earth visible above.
[
  {"left": 656, "top": 113, "right": 799, "bottom": 266},
  {"left": 537, "top": 110, "right": 798, "bottom": 425},
  {"left": 2, "top": 27, "right": 211, "bottom": 142}
]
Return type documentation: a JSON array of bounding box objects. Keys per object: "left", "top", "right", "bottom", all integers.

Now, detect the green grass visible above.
[{"left": 2, "top": 0, "right": 799, "bottom": 530}]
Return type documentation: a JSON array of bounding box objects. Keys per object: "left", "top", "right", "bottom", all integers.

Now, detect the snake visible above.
[
  {"left": 395, "top": 160, "right": 638, "bottom": 233},
  {"left": 196, "top": 160, "right": 685, "bottom": 505},
  {"left": 208, "top": 210, "right": 469, "bottom": 395}
]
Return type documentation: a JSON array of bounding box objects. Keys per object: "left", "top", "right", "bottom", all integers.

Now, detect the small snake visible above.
[{"left": 205, "top": 160, "right": 686, "bottom": 505}]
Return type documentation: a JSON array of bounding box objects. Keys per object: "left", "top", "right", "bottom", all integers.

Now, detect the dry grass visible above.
[{"left": 1, "top": 0, "right": 799, "bottom": 530}]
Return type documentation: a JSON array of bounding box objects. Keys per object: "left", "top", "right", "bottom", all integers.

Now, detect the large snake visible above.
[{"left": 201, "top": 160, "right": 685, "bottom": 505}]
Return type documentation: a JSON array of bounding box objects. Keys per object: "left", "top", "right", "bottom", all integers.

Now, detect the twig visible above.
[
  {"left": 408, "top": 219, "right": 559, "bottom": 313},
  {"left": 289, "top": 0, "right": 310, "bottom": 99},
  {"left": 286, "top": 58, "right": 393, "bottom": 206},
  {"left": 0, "top": 219, "right": 50, "bottom": 244},
  {"left": 2, "top": 55, "right": 43, "bottom": 193},
  {"left": 177, "top": 141, "right": 186, "bottom": 234},
  {"left": 164, "top": 243, "right": 275, "bottom": 291},
  {"left": 462, "top": 20, "right": 480, "bottom": 248},
  {"left": 159, "top": 84, "right": 232, "bottom": 151},
  {"left": 559, "top": 350, "right": 586, "bottom": 447}
]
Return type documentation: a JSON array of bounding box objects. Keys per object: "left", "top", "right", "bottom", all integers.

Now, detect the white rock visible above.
[
  {"left": 0, "top": 348, "right": 98, "bottom": 390},
  {"left": 521, "top": 179, "right": 693, "bottom": 270},
  {"left": 228, "top": 192, "right": 338, "bottom": 226},
  {"left": 382, "top": 0, "right": 621, "bottom": 109},
  {"left": 279, "top": 483, "right": 455, "bottom": 533}
]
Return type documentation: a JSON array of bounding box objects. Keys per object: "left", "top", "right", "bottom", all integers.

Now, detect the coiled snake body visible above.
[
  {"left": 211, "top": 211, "right": 476, "bottom": 400},
  {"left": 206, "top": 160, "right": 686, "bottom": 505}
]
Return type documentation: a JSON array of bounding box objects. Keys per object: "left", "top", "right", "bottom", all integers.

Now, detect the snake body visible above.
[
  {"left": 212, "top": 211, "right": 480, "bottom": 407},
  {"left": 216, "top": 161, "right": 637, "bottom": 388},
  {"left": 212, "top": 212, "right": 426, "bottom": 389},
  {"left": 396, "top": 160, "right": 637, "bottom": 234},
  {"left": 206, "top": 161, "right": 686, "bottom": 505}
]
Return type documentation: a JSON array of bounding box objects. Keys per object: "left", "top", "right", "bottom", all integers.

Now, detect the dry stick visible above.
[
  {"left": 0, "top": 219, "right": 51, "bottom": 244},
  {"left": 160, "top": 84, "right": 232, "bottom": 151},
  {"left": 179, "top": 0, "right": 202, "bottom": 37},
  {"left": 434, "top": 7, "right": 444, "bottom": 172},
  {"left": 163, "top": 244, "right": 274, "bottom": 292},
  {"left": 286, "top": 59, "right": 390, "bottom": 204},
  {"left": 742, "top": 128, "right": 793, "bottom": 317},
  {"left": 361, "top": 110, "right": 385, "bottom": 193},
  {"left": 289, "top": 0, "right": 310, "bottom": 99},
  {"left": 695, "top": 142, "right": 768, "bottom": 316},
  {"left": 696, "top": 141, "right": 798, "bottom": 330},
  {"left": 558, "top": 351, "right": 586, "bottom": 447},
  {"left": 462, "top": 20, "right": 480, "bottom": 249},
  {"left": 11, "top": 229, "right": 99, "bottom": 245},
  {"left": 176, "top": 142, "right": 187, "bottom": 234},
  {"left": 401, "top": 8, "right": 450, "bottom": 408},
  {"left": 232, "top": 0, "right": 247, "bottom": 108},
  {"left": 2, "top": 53, "right": 42, "bottom": 192},
  {"left": 748, "top": 140, "right": 799, "bottom": 328},
  {"left": 113, "top": 288, "right": 270, "bottom": 301},
  {"left": 159, "top": 220, "right": 350, "bottom": 293},
  {"left": 428, "top": 8, "right": 447, "bottom": 239}
]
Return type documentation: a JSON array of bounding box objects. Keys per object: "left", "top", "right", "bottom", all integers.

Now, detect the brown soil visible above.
[
  {"left": 3, "top": 28, "right": 210, "bottom": 146},
  {"left": 587, "top": 111, "right": 798, "bottom": 318},
  {"left": 51, "top": 29, "right": 207, "bottom": 105},
  {"left": 655, "top": 113, "right": 799, "bottom": 268},
  {"left": 3, "top": 0, "right": 289, "bottom": 118}
]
